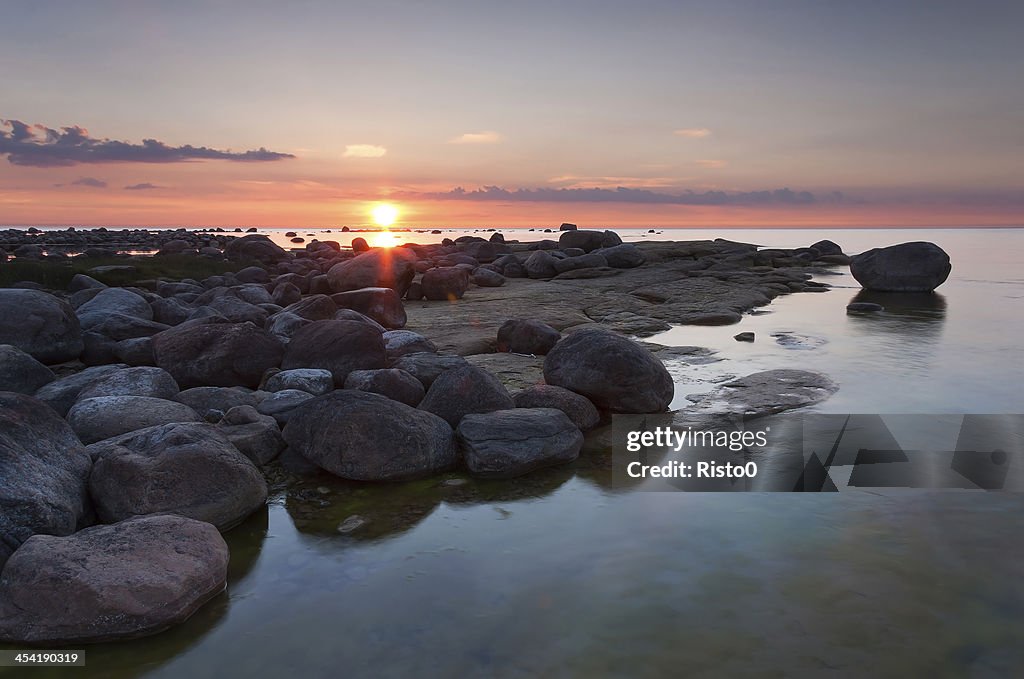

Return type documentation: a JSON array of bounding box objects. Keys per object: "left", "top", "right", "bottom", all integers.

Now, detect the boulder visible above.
[
  {"left": 552, "top": 252, "right": 608, "bottom": 274},
  {"left": 280, "top": 294, "right": 337, "bottom": 321},
  {"left": 558, "top": 230, "right": 607, "bottom": 253},
  {"left": 80, "top": 313, "right": 170, "bottom": 341},
  {"left": 331, "top": 287, "right": 407, "bottom": 329},
  {"left": 326, "top": 248, "right": 417, "bottom": 295},
  {"left": 75, "top": 366, "right": 179, "bottom": 402},
  {"left": 850, "top": 241, "right": 951, "bottom": 292},
  {"left": 68, "top": 274, "right": 106, "bottom": 292},
  {"left": 153, "top": 322, "right": 284, "bottom": 389},
  {"left": 457, "top": 408, "right": 583, "bottom": 478},
  {"left": 810, "top": 239, "right": 843, "bottom": 256},
  {"left": 344, "top": 368, "right": 425, "bottom": 406},
  {"left": 281, "top": 320, "right": 386, "bottom": 386},
  {"left": 543, "top": 328, "right": 674, "bottom": 413},
  {"left": 383, "top": 330, "right": 437, "bottom": 361},
  {"left": 496, "top": 319, "right": 561, "bottom": 355},
  {"left": 391, "top": 352, "right": 470, "bottom": 388},
  {"left": 0, "top": 289, "right": 83, "bottom": 363},
  {"left": 0, "top": 515, "right": 228, "bottom": 644},
  {"left": 599, "top": 243, "right": 646, "bottom": 268},
  {"left": 255, "top": 389, "right": 315, "bottom": 426},
  {"left": 512, "top": 384, "right": 600, "bottom": 431},
  {"left": 264, "top": 368, "right": 334, "bottom": 395},
  {"left": 524, "top": 250, "right": 558, "bottom": 279},
  {"left": 225, "top": 234, "right": 287, "bottom": 263},
  {"left": 87, "top": 422, "right": 267, "bottom": 530},
  {"left": 217, "top": 406, "right": 285, "bottom": 466},
  {"left": 235, "top": 266, "right": 270, "bottom": 284},
  {"left": 113, "top": 336, "right": 156, "bottom": 366},
  {"left": 176, "top": 386, "right": 265, "bottom": 416},
  {"left": 421, "top": 267, "right": 470, "bottom": 301},
  {"left": 0, "top": 344, "right": 55, "bottom": 394},
  {"left": 283, "top": 390, "right": 457, "bottom": 480},
  {"left": 77, "top": 288, "right": 152, "bottom": 327},
  {"left": 68, "top": 395, "right": 202, "bottom": 444},
  {"left": 32, "top": 364, "right": 127, "bottom": 416},
  {"left": 0, "top": 393, "right": 92, "bottom": 570},
  {"left": 472, "top": 268, "right": 505, "bottom": 287},
  {"left": 271, "top": 281, "right": 302, "bottom": 307},
  {"left": 333, "top": 309, "right": 387, "bottom": 332},
  {"left": 418, "top": 365, "right": 515, "bottom": 428}
]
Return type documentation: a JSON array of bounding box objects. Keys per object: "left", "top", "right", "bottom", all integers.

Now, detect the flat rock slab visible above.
[
  {"left": 0, "top": 515, "right": 228, "bottom": 644},
  {"left": 684, "top": 369, "right": 838, "bottom": 418}
]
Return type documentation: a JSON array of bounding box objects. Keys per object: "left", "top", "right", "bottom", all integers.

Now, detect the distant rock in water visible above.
[{"left": 850, "top": 241, "right": 951, "bottom": 292}]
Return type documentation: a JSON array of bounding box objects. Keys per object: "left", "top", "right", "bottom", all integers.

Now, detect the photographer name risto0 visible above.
[{"left": 611, "top": 414, "right": 770, "bottom": 490}]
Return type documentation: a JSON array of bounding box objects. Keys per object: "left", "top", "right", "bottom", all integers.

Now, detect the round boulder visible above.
[
  {"left": 331, "top": 287, "right": 407, "bottom": 329},
  {"left": 0, "top": 515, "right": 229, "bottom": 644},
  {"left": 87, "top": 422, "right": 267, "bottom": 530},
  {"left": 421, "top": 267, "right": 470, "bottom": 301},
  {"left": 326, "top": 248, "right": 418, "bottom": 296},
  {"left": 153, "top": 322, "right": 284, "bottom": 389},
  {"left": 68, "top": 395, "right": 202, "bottom": 444},
  {"left": 850, "top": 241, "right": 951, "bottom": 292},
  {"left": 383, "top": 330, "right": 437, "bottom": 361},
  {"left": 418, "top": 365, "right": 515, "bottom": 428},
  {"left": 512, "top": 384, "right": 600, "bottom": 431},
  {"left": 281, "top": 320, "right": 386, "bottom": 386},
  {"left": 457, "top": 408, "right": 583, "bottom": 478},
  {"left": 0, "top": 344, "right": 55, "bottom": 394},
  {"left": 283, "top": 390, "right": 457, "bottom": 481},
  {"left": 543, "top": 328, "right": 674, "bottom": 413},
  {"left": 0, "top": 289, "right": 83, "bottom": 363},
  {"left": 76, "top": 366, "right": 179, "bottom": 402},
  {"left": 496, "top": 319, "right": 561, "bottom": 355},
  {"left": 264, "top": 368, "right": 334, "bottom": 395},
  {"left": 344, "top": 368, "right": 425, "bottom": 406}
]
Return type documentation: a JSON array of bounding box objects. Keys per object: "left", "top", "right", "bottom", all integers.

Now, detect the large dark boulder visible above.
[
  {"left": 153, "top": 322, "right": 284, "bottom": 389},
  {"left": 512, "top": 384, "right": 600, "bottom": 431},
  {"left": 281, "top": 320, "right": 386, "bottom": 386},
  {"left": 457, "top": 408, "right": 583, "bottom": 478},
  {"left": 558, "top": 229, "right": 618, "bottom": 253},
  {"left": 850, "top": 241, "right": 951, "bottom": 292},
  {"left": 283, "top": 390, "right": 457, "bottom": 480},
  {"left": 543, "top": 328, "right": 674, "bottom": 413},
  {"left": 391, "top": 352, "right": 470, "bottom": 388},
  {"left": 76, "top": 288, "right": 152, "bottom": 330},
  {"left": 87, "top": 422, "right": 267, "bottom": 530},
  {"left": 421, "top": 267, "right": 470, "bottom": 301},
  {"left": 0, "top": 393, "right": 92, "bottom": 570},
  {"left": 75, "top": 366, "right": 179, "bottom": 402},
  {"left": 225, "top": 234, "right": 287, "bottom": 263},
  {"left": 0, "top": 515, "right": 228, "bottom": 644},
  {"left": 524, "top": 250, "right": 558, "bottom": 279},
  {"left": 344, "top": 368, "right": 425, "bottom": 406},
  {"left": 33, "top": 364, "right": 126, "bottom": 416},
  {"left": 326, "top": 248, "right": 417, "bottom": 296},
  {"left": 217, "top": 406, "right": 285, "bottom": 466},
  {"left": 0, "top": 344, "right": 55, "bottom": 394},
  {"left": 0, "top": 290, "right": 83, "bottom": 363},
  {"left": 331, "top": 287, "right": 407, "bottom": 329},
  {"left": 598, "top": 243, "right": 645, "bottom": 268},
  {"left": 382, "top": 330, "right": 437, "bottom": 361},
  {"left": 497, "top": 319, "right": 561, "bottom": 355},
  {"left": 418, "top": 365, "right": 514, "bottom": 428}
]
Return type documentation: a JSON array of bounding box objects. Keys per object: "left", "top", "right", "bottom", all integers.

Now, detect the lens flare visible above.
[{"left": 371, "top": 203, "right": 399, "bottom": 227}]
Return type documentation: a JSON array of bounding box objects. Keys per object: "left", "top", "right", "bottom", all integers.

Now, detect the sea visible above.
[{"left": 2, "top": 227, "right": 1023, "bottom": 678}]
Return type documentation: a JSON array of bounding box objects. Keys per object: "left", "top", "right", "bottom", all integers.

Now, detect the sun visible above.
[{"left": 371, "top": 203, "right": 399, "bottom": 227}]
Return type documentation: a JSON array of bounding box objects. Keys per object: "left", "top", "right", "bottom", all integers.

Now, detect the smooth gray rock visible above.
[
  {"left": 0, "top": 393, "right": 92, "bottom": 571},
  {"left": 87, "top": 422, "right": 267, "bottom": 530},
  {"left": 383, "top": 330, "right": 437, "bottom": 361},
  {"left": 543, "top": 328, "right": 673, "bottom": 413},
  {"left": 68, "top": 395, "right": 201, "bottom": 444},
  {"left": 496, "top": 319, "right": 561, "bottom": 355},
  {"left": 850, "top": 241, "right": 951, "bottom": 292},
  {"left": 457, "top": 408, "right": 583, "bottom": 478},
  {"left": 0, "top": 515, "right": 229, "bottom": 644},
  {"left": 390, "top": 352, "right": 470, "bottom": 388},
  {"left": 218, "top": 406, "right": 284, "bottom": 465},
  {"left": 153, "top": 322, "right": 284, "bottom": 389},
  {"left": 0, "top": 344, "right": 55, "bottom": 394},
  {"left": 255, "top": 389, "right": 315, "bottom": 425},
  {"left": 524, "top": 250, "right": 558, "bottom": 279},
  {"left": 472, "top": 268, "right": 506, "bottom": 287},
  {"left": 76, "top": 366, "right": 179, "bottom": 403},
  {"left": 264, "top": 368, "right": 334, "bottom": 395},
  {"left": 77, "top": 288, "right": 152, "bottom": 327},
  {"left": 512, "top": 384, "right": 600, "bottom": 431},
  {"left": 281, "top": 320, "right": 386, "bottom": 386},
  {"left": 331, "top": 287, "right": 407, "bottom": 329},
  {"left": 33, "top": 364, "right": 126, "bottom": 416},
  {"left": 421, "top": 267, "right": 470, "bottom": 301},
  {"left": 598, "top": 243, "right": 645, "bottom": 268},
  {"left": 0, "top": 289, "right": 83, "bottom": 363},
  {"left": 175, "top": 386, "right": 266, "bottom": 417},
  {"left": 283, "top": 390, "right": 457, "bottom": 481}
]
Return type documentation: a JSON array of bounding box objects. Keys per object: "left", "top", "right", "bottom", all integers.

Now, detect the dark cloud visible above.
[
  {"left": 123, "top": 182, "right": 161, "bottom": 190},
  {"left": 70, "top": 177, "right": 107, "bottom": 188},
  {"left": 0, "top": 119, "right": 295, "bottom": 167},
  {"left": 409, "top": 185, "right": 845, "bottom": 206}
]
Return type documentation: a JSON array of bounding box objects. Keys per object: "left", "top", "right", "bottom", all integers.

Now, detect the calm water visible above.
[{"left": 3, "top": 228, "right": 1023, "bottom": 678}]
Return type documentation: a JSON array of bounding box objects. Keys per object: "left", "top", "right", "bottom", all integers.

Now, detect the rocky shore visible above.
[{"left": 0, "top": 227, "right": 951, "bottom": 645}]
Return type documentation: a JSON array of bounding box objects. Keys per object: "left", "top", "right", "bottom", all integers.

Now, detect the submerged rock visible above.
[
  {"left": 0, "top": 515, "right": 228, "bottom": 644},
  {"left": 458, "top": 408, "right": 583, "bottom": 478},
  {"left": 283, "top": 390, "right": 457, "bottom": 481},
  {"left": 543, "top": 328, "right": 674, "bottom": 413},
  {"left": 684, "top": 369, "right": 838, "bottom": 418}
]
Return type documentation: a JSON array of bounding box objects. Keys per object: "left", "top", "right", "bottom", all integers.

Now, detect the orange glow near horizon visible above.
[{"left": 371, "top": 203, "right": 399, "bottom": 227}]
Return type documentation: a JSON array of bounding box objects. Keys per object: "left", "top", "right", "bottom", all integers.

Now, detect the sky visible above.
[{"left": 2, "top": 0, "right": 1023, "bottom": 229}]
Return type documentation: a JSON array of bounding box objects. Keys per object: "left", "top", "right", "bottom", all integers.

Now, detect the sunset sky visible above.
[{"left": 2, "top": 0, "right": 1022, "bottom": 229}]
